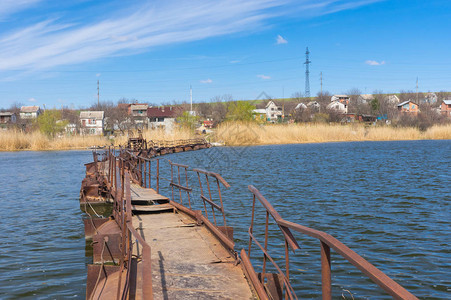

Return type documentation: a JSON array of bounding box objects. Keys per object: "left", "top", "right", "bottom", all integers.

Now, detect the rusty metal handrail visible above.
[
  {"left": 169, "top": 160, "right": 192, "bottom": 208},
  {"left": 124, "top": 172, "right": 153, "bottom": 299},
  {"left": 245, "top": 185, "right": 418, "bottom": 300},
  {"left": 193, "top": 168, "right": 230, "bottom": 229}
]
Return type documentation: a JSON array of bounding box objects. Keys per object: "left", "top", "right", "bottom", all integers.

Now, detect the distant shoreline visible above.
[{"left": 1, "top": 123, "right": 450, "bottom": 151}]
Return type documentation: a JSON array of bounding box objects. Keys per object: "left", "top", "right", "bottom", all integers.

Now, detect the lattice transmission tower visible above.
[{"left": 304, "top": 47, "right": 311, "bottom": 98}]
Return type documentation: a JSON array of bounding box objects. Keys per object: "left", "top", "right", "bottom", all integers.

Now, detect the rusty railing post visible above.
[
  {"left": 156, "top": 159, "right": 159, "bottom": 194},
  {"left": 321, "top": 241, "right": 331, "bottom": 300}
]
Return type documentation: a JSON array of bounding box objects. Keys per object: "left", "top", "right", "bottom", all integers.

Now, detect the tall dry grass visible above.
[
  {"left": 215, "top": 122, "right": 451, "bottom": 146},
  {"left": 0, "top": 127, "right": 196, "bottom": 151},
  {"left": 0, "top": 130, "right": 111, "bottom": 151}
]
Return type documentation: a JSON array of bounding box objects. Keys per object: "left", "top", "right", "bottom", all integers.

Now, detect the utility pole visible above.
[
  {"left": 97, "top": 79, "right": 100, "bottom": 107},
  {"left": 416, "top": 77, "right": 419, "bottom": 102},
  {"left": 190, "top": 85, "right": 193, "bottom": 112},
  {"left": 304, "top": 47, "right": 311, "bottom": 98},
  {"left": 320, "top": 71, "right": 323, "bottom": 98}
]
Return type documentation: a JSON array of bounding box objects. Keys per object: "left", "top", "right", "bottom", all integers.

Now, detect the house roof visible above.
[
  {"left": 307, "top": 101, "right": 320, "bottom": 107},
  {"left": 359, "top": 94, "right": 374, "bottom": 100},
  {"left": 295, "top": 103, "right": 307, "bottom": 110},
  {"left": 387, "top": 95, "right": 400, "bottom": 102},
  {"left": 117, "top": 103, "right": 130, "bottom": 109},
  {"left": 80, "top": 111, "right": 104, "bottom": 119},
  {"left": 20, "top": 106, "right": 40, "bottom": 113},
  {"left": 255, "top": 102, "right": 266, "bottom": 109},
  {"left": 253, "top": 109, "right": 266, "bottom": 114},
  {"left": 0, "top": 112, "right": 14, "bottom": 116},
  {"left": 443, "top": 100, "right": 451, "bottom": 105},
  {"left": 130, "top": 104, "right": 148, "bottom": 110},
  {"left": 398, "top": 100, "right": 418, "bottom": 107},
  {"left": 147, "top": 106, "right": 180, "bottom": 118},
  {"left": 332, "top": 94, "right": 349, "bottom": 98},
  {"left": 327, "top": 100, "right": 346, "bottom": 107},
  {"left": 266, "top": 100, "right": 282, "bottom": 107}
]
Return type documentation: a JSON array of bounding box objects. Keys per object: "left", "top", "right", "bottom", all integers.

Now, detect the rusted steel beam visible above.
[
  {"left": 248, "top": 185, "right": 418, "bottom": 300},
  {"left": 86, "top": 265, "right": 121, "bottom": 299},
  {"left": 193, "top": 168, "right": 231, "bottom": 188},
  {"left": 200, "top": 194, "right": 223, "bottom": 211},
  {"left": 321, "top": 241, "right": 331, "bottom": 300},
  {"left": 169, "top": 182, "right": 192, "bottom": 192},
  {"left": 83, "top": 217, "right": 109, "bottom": 238},
  {"left": 248, "top": 185, "right": 300, "bottom": 252},
  {"left": 169, "top": 161, "right": 189, "bottom": 168},
  {"left": 240, "top": 249, "right": 268, "bottom": 300}
]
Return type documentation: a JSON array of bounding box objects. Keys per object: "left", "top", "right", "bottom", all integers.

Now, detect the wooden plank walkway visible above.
[
  {"left": 130, "top": 183, "right": 169, "bottom": 204},
  {"left": 134, "top": 212, "right": 255, "bottom": 299},
  {"left": 129, "top": 184, "right": 255, "bottom": 299}
]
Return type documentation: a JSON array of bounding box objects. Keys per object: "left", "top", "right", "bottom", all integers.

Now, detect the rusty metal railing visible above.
[
  {"left": 148, "top": 138, "right": 207, "bottom": 148},
  {"left": 193, "top": 168, "right": 230, "bottom": 228},
  {"left": 169, "top": 161, "right": 192, "bottom": 208},
  {"left": 105, "top": 154, "right": 154, "bottom": 299},
  {"left": 242, "top": 185, "right": 418, "bottom": 300}
]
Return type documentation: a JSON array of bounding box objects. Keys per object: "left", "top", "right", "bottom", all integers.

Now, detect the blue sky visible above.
[{"left": 0, "top": 0, "right": 450, "bottom": 109}]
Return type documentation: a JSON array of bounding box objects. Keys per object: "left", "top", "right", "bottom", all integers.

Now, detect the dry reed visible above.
[
  {"left": 215, "top": 122, "right": 451, "bottom": 146},
  {"left": 1, "top": 123, "right": 449, "bottom": 151},
  {"left": 0, "top": 127, "right": 196, "bottom": 151}
]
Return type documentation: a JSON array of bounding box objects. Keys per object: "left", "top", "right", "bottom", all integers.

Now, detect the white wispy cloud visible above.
[
  {"left": 28, "top": 97, "right": 36, "bottom": 102},
  {"left": 200, "top": 78, "right": 212, "bottom": 84},
  {"left": 0, "top": 0, "right": 382, "bottom": 72},
  {"left": 365, "top": 60, "right": 386, "bottom": 66},
  {"left": 257, "top": 74, "right": 271, "bottom": 80},
  {"left": 276, "top": 34, "right": 287, "bottom": 44},
  {"left": 0, "top": 0, "right": 42, "bottom": 19}
]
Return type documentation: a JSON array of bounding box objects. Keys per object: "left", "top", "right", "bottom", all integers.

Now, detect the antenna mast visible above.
[
  {"left": 304, "top": 47, "right": 311, "bottom": 98},
  {"left": 97, "top": 80, "right": 100, "bottom": 106},
  {"left": 190, "top": 85, "right": 193, "bottom": 112}
]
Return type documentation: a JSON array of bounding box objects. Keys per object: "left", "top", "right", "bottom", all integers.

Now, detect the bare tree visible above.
[{"left": 315, "top": 90, "right": 331, "bottom": 112}]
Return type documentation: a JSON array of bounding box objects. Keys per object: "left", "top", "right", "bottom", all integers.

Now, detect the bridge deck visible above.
[{"left": 134, "top": 211, "right": 255, "bottom": 299}]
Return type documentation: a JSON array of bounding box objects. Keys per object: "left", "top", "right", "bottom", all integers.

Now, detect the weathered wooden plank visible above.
[{"left": 131, "top": 204, "right": 175, "bottom": 213}]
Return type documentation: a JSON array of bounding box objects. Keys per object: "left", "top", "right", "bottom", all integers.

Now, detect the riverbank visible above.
[
  {"left": 1, "top": 123, "right": 450, "bottom": 151},
  {"left": 215, "top": 122, "right": 451, "bottom": 146},
  {"left": 0, "top": 128, "right": 195, "bottom": 151}
]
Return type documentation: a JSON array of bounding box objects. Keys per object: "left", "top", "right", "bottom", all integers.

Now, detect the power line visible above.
[{"left": 304, "top": 47, "right": 311, "bottom": 98}]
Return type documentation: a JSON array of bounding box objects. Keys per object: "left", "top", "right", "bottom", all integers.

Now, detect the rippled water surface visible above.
[{"left": 0, "top": 140, "right": 449, "bottom": 299}]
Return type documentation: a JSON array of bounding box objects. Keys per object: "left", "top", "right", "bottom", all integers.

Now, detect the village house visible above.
[
  {"left": 331, "top": 95, "right": 350, "bottom": 104},
  {"left": 357, "top": 94, "right": 374, "bottom": 104},
  {"left": 147, "top": 106, "right": 179, "bottom": 130},
  {"left": 307, "top": 101, "right": 321, "bottom": 112},
  {"left": 79, "top": 111, "right": 104, "bottom": 135},
  {"left": 252, "top": 108, "right": 266, "bottom": 121},
  {"left": 397, "top": 100, "right": 419, "bottom": 115},
  {"left": 20, "top": 106, "right": 41, "bottom": 119},
  {"left": 387, "top": 95, "right": 400, "bottom": 104},
  {"left": 129, "top": 103, "right": 149, "bottom": 129},
  {"left": 203, "top": 119, "right": 214, "bottom": 129},
  {"left": 295, "top": 103, "right": 307, "bottom": 110},
  {"left": 254, "top": 100, "right": 283, "bottom": 122},
  {"left": 420, "top": 92, "right": 437, "bottom": 105},
  {"left": 0, "top": 112, "right": 16, "bottom": 124},
  {"left": 327, "top": 100, "right": 348, "bottom": 114},
  {"left": 441, "top": 100, "right": 451, "bottom": 117}
]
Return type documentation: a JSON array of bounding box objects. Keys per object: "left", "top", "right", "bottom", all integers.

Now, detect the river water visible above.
[{"left": 0, "top": 140, "right": 449, "bottom": 299}]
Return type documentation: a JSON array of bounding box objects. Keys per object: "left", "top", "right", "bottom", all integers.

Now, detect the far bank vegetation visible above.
[{"left": 1, "top": 90, "right": 451, "bottom": 151}]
